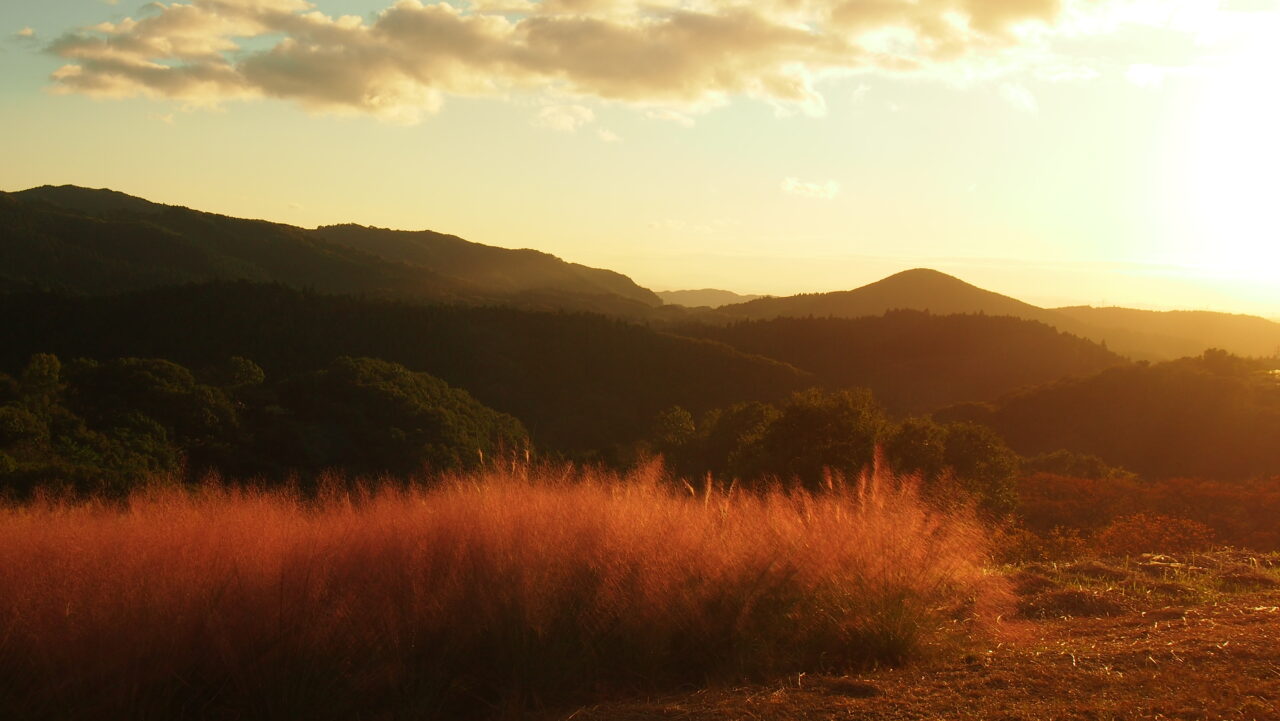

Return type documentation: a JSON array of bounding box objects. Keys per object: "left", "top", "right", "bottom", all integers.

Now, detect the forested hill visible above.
[
  {"left": 0, "top": 283, "right": 810, "bottom": 456},
  {"left": 677, "top": 311, "right": 1127, "bottom": 413},
  {"left": 1052, "top": 306, "right": 1280, "bottom": 360},
  {"left": 0, "top": 185, "right": 660, "bottom": 316},
  {"left": 8, "top": 185, "right": 1277, "bottom": 362},
  {"left": 657, "top": 289, "right": 764, "bottom": 308},
  {"left": 937, "top": 350, "right": 1280, "bottom": 480},
  {"left": 719, "top": 269, "right": 1062, "bottom": 324},
  {"left": 312, "top": 224, "right": 659, "bottom": 306},
  {"left": 712, "top": 268, "right": 1280, "bottom": 361}
]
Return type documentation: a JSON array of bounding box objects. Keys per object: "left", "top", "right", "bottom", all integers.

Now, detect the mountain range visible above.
[
  {"left": 1, "top": 185, "right": 660, "bottom": 316},
  {"left": 656, "top": 289, "right": 764, "bottom": 308},
  {"left": 3, "top": 185, "right": 1278, "bottom": 362},
  {"left": 710, "top": 268, "right": 1280, "bottom": 361}
]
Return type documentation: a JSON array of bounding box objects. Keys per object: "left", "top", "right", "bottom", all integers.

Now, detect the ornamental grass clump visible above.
[{"left": 0, "top": 461, "right": 1002, "bottom": 719}]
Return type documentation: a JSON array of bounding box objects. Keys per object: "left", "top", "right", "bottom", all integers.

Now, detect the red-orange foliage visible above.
[
  {"left": 1016, "top": 472, "right": 1139, "bottom": 533},
  {"left": 1095, "top": 513, "right": 1216, "bottom": 556},
  {"left": 1016, "top": 473, "right": 1280, "bottom": 552},
  {"left": 0, "top": 462, "right": 1002, "bottom": 720}
]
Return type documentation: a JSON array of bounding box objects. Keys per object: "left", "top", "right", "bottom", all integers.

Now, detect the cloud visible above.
[
  {"left": 781, "top": 177, "right": 840, "bottom": 200},
  {"left": 596, "top": 128, "right": 621, "bottom": 142},
  {"left": 534, "top": 104, "right": 595, "bottom": 131},
  {"left": 999, "top": 82, "right": 1038, "bottom": 112},
  {"left": 40, "top": 0, "right": 1180, "bottom": 123},
  {"left": 16, "top": 27, "right": 36, "bottom": 39}
]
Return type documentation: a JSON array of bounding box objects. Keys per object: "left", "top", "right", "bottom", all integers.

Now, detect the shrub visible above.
[
  {"left": 1095, "top": 513, "right": 1216, "bottom": 557},
  {"left": 0, "top": 461, "right": 1003, "bottom": 719}
]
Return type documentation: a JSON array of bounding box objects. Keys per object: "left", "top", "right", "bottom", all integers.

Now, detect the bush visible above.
[
  {"left": 1095, "top": 513, "right": 1216, "bottom": 556},
  {"left": 0, "top": 462, "right": 1004, "bottom": 719}
]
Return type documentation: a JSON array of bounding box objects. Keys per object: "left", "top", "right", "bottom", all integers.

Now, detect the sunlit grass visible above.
[{"left": 0, "top": 461, "right": 1004, "bottom": 720}]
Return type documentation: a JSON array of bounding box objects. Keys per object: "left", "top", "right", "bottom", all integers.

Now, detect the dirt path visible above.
[{"left": 557, "top": 591, "right": 1280, "bottom": 721}]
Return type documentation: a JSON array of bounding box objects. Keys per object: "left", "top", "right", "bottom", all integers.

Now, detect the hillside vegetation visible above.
[
  {"left": 941, "top": 350, "right": 1280, "bottom": 481},
  {"left": 711, "top": 268, "right": 1280, "bottom": 361},
  {"left": 0, "top": 185, "right": 659, "bottom": 316},
  {"left": 0, "top": 353, "right": 527, "bottom": 495},
  {"left": 677, "top": 311, "right": 1125, "bottom": 413},
  {"left": 0, "top": 283, "right": 809, "bottom": 457}
]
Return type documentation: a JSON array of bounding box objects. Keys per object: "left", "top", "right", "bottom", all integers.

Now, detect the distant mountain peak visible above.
[
  {"left": 885, "top": 267, "right": 961, "bottom": 280},
  {"left": 720, "top": 266, "right": 1048, "bottom": 323},
  {"left": 657, "top": 288, "right": 764, "bottom": 308},
  {"left": 15, "top": 185, "right": 168, "bottom": 216}
]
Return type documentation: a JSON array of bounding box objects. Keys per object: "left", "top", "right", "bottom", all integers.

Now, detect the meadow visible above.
[{"left": 0, "top": 462, "right": 1003, "bottom": 720}]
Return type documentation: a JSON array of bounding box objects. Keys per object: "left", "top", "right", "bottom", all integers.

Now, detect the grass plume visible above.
[{"left": 0, "top": 461, "right": 1003, "bottom": 719}]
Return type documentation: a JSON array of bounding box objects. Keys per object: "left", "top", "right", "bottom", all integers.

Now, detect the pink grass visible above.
[{"left": 0, "top": 461, "right": 1003, "bottom": 719}]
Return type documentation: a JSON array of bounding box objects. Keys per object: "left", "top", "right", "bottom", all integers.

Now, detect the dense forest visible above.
[
  {"left": 939, "top": 350, "right": 1280, "bottom": 481},
  {"left": 0, "top": 353, "right": 525, "bottom": 495},
  {"left": 0, "top": 283, "right": 808, "bottom": 458}
]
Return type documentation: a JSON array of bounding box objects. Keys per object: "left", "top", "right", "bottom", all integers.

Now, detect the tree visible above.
[
  {"left": 271, "top": 357, "right": 528, "bottom": 476},
  {"left": 941, "top": 422, "right": 1019, "bottom": 516},
  {"left": 884, "top": 417, "right": 948, "bottom": 482},
  {"left": 753, "top": 389, "right": 887, "bottom": 489}
]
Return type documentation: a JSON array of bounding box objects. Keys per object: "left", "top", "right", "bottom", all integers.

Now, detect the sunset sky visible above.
[{"left": 2, "top": 0, "right": 1277, "bottom": 315}]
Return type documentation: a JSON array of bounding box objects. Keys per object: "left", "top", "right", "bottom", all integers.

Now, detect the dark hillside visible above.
[
  {"left": 0, "top": 283, "right": 810, "bottom": 455},
  {"left": 313, "top": 224, "right": 660, "bottom": 306},
  {"left": 719, "top": 269, "right": 1065, "bottom": 326},
  {"left": 938, "top": 350, "right": 1280, "bottom": 480},
  {"left": 1054, "top": 306, "right": 1280, "bottom": 360},
  {"left": 679, "top": 311, "right": 1126, "bottom": 413},
  {"left": 1, "top": 186, "right": 661, "bottom": 315}
]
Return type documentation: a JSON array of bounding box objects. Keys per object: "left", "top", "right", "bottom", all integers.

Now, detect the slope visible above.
[
  {"left": 657, "top": 289, "right": 764, "bottom": 308},
  {"left": 678, "top": 311, "right": 1126, "bottom": 413},
  {"left": 1055, "top": 306, "right": 1280, "bottom": 360},
  {"left": 719, "top": 268, "right": 1066, "bottom": 326},
  {"left": 1, "top": 185, "right": 660, "bottom": 314},
  {"left": 0, "top": 283, "right": 811, "bottom": 456},
  {"left": 937, "top": 352, "right": 1280, "bottom": 480}
]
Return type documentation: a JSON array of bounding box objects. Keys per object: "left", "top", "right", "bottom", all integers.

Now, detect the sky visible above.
[{"left": 1, "top": 0, "right": 1277, "bottom": 316}]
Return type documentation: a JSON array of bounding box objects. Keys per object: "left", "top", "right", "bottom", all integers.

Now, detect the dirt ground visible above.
[{"left": 556, "top": 574, "right": 1280, "bottom": 721}]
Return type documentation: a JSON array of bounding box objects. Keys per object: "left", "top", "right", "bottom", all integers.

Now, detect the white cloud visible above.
[
  {"left": 781, "top": 177, "right": 840, "bottom": 200},
  {"left": 596, "top": 128, "right": 621, "bottom": 142},
  {"left": 533, "top": 104, "right": 595, "bottom": 132},
  {"left": 40, "top": 0, "right": 1211, "bottom": 123},
  {"left": 16, "top": 27, "right": 35, "bottom": 38},
  {"left": 1000, "top": 82, "right": 1039, "bottom": 113}
]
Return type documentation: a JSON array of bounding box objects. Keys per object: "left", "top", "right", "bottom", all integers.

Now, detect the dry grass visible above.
[{"left": 0, "top": 461, "right": 1003, "bottom": 720}]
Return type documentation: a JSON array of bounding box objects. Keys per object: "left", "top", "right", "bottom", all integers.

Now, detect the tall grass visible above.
[{"left": 0, "top": 461, "right": 1003, "bottom": 719}]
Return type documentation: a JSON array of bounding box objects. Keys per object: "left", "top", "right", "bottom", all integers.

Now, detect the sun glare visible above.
[{"left": 1183, "top": 9, "right": 1280, "bottom": 283}]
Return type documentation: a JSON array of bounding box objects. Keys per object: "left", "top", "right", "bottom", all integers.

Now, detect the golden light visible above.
[{"left": 1182, "top": 7, "right": 1280, "bottom": 283}]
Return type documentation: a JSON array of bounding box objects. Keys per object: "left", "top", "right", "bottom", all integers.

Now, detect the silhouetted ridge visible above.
[
  {"left": 15, "top": 185, "right": 170, "bottom": 217},
  {"left": 657, "top": 289, "right": 764, "bottom": 308},
  {"left": 0, "top": 185, "right": 662, "bottom": 314},
  {"left": 719, "top": 267, "right": 1060, "bottom": 325}
]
